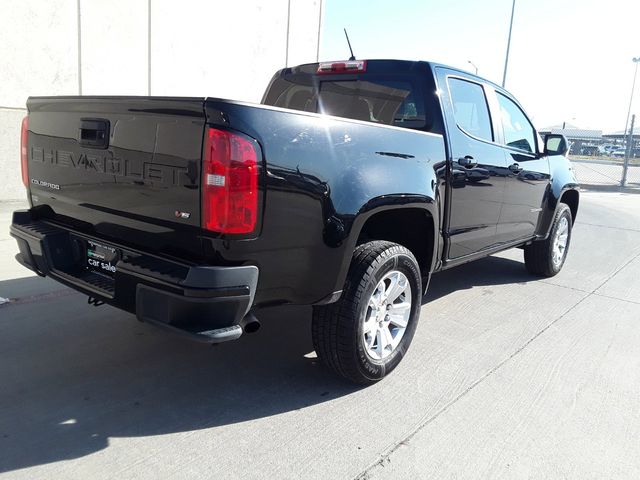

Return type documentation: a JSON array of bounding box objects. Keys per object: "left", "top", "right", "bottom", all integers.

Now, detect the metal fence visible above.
[{"left": 568, "top": 155, "right": 640, "bottom": 190}]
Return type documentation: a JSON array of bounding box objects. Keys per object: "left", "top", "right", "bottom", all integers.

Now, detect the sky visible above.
[{"left": 320, "top": 0, "right": 640, "bottom": 133}]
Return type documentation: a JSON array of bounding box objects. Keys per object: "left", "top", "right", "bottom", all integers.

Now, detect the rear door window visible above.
[{"left": 447, "top": 77, "right": 493, "bottom": 142}]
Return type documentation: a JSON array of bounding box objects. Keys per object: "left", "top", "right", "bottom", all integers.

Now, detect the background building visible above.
[
  {"left": 602, "top": 127, "right": 640, "bottom": 154},
  {"left": 0, "top": 0, "right": 324, "bottom": 201}
]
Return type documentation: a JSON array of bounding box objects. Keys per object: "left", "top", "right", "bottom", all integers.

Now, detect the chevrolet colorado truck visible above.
[{"left": 10, "top": 59, "right": 579, "bottom": 383}]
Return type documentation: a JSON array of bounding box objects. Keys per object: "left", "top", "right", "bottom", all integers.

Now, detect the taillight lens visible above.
[
  {"left": 20, "top": 116, "right": 29, "bottom": 187},
  {"left": 202, "top": 127, "right": 259, "bottom": 234}
]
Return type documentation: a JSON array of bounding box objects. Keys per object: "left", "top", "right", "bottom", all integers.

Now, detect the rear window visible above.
[{"left": 263, "top": 75, "right": 427, "bottom": 129}]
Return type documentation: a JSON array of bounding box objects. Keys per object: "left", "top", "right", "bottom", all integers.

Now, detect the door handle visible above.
[
  {"left": 509, "top": 163, "right": 523, "bottom": 173},
  {"left": 458, "top": 155, "right": 477, "bottom": 168}
]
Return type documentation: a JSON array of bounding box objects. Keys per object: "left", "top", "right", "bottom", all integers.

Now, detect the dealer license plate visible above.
[{"left": 86, "top": 240, "right": 120, "bottom": 277}]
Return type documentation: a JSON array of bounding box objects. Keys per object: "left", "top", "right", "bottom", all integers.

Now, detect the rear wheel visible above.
[
  {"left": 524, "top": 203, "right": 573, "bottom": 277},
  {"left": 311, "top": 241, "right": 422, "bottom": 384}
]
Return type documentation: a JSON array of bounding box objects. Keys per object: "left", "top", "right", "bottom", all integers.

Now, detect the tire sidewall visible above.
[
  {"left": 354, "top": 248, "right": 421, "bottom": 382},
  {"left": 548, "top": 205, "right": 573, "bottom": 274}
]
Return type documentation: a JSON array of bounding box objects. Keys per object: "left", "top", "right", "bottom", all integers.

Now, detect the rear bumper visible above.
[{"left": 9, "top": 210, "right": 258, "bottom": 343}]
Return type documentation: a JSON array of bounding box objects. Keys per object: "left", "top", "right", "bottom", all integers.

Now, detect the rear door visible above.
[
  {"left": 436, "top": 69, "right": 508, "bottom": 259},
  {"left": 25, "top": 96, "right": 206, "bottom": 259}
]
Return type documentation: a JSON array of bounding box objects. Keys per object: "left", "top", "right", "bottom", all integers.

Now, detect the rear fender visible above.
[{"left": 331, "top": 195, "right": 440, "bottom": 296}]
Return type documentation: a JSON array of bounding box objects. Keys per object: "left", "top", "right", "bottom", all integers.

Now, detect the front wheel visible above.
[
  {"left": 524, "top": 203, "right": 573, "bottom": 277},
  {"left": 311, "top": 241, "right": 422, "bottom": 384}
]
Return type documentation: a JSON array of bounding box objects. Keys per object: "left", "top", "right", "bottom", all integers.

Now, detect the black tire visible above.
[
  {"left": 311, "top": 241, "right": 422, "bottom": 384},
  {"left": 524, "top": 203, "right": 573, "bottom": 277}
]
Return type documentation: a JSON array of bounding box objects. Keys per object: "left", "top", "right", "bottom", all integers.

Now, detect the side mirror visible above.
[{"left": 544, "top": 134, "right": 569, "bottom": 156}]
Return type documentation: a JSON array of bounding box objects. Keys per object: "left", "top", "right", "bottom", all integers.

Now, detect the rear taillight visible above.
[
  {"left": 317, "top": 60, "right": 367, "bottom": 74},
  {"left": 202, "top": 127, "right": 259, "bottom": 234},
  {"left": 20, "top": 116, "right": 28, "bottom": 187}
]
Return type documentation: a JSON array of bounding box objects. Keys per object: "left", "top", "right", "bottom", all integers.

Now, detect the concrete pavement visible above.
[{"left": 0, "top": 192, "right": 639, "bottom": 479}]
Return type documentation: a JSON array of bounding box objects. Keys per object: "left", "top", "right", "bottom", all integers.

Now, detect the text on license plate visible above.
[{"left": 87, "top": 240, "right": 119, "bottom": 275}]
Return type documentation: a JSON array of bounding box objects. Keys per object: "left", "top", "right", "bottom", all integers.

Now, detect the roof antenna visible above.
[{"left": 344, "top": 28, "right": 356, "bottom": 61}]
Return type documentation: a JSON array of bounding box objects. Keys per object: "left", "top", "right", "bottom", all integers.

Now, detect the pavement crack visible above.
[
  {"left": 0, "top": 288, "right": 77, "bottom": 307},
  {"left": 592, "top": 250, "right": 640, "bottom": 293},
  {"left": 577, "top": 222, "right": 640, "bottom": 233},
  {"left": 538, "top": 281, "right": 590, "bottom": 295},
  {"left": 354, "top": 292, "right": 592, "bottom": 480},
  {"left": 540, "top": 250, "right": 640, "bottom": 304},
  {"left": 592, "top": 292, "right": 640, "bottom": 305}
]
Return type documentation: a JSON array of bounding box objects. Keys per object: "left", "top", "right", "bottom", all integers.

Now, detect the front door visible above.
[
  {"left": 492, "top": 90, "right": 551, "bottom": 243},
  {"left": 437, "top": 70, "right": 508, "bottom": 259}
]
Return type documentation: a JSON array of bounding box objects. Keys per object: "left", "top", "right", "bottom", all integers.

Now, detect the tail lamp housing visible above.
[
  {"left": 202, "top": 127, "right": 260, "bottom": 235},
  {"left": 317, "top": 60, "right": 367, "bottom": 74},
  {"left": 20, "top": 116, "right": 29, "bottom": 187}
]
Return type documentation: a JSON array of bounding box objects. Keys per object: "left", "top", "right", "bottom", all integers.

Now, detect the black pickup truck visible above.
[{"left": 11, "top": 59, "right": 578, "bottom": 383}]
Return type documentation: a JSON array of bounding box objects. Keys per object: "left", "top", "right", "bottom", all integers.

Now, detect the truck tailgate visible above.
[{"left": 25, "top": 96, "right": 206, "bottom": 260}]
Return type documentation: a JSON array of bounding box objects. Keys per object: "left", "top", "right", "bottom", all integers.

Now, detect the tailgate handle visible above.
[{"left": 79, "top": 119, "right": 109, "bottom": 149}]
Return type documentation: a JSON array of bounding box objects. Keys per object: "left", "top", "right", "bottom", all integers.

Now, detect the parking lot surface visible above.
[{"left": 1, "top": 191, "right": 639, "bottom": 479}]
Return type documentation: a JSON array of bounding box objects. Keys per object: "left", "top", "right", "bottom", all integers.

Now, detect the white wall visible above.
[
  {"left": 80, "top": 0, "right": 149, "bottom": 96},
  {"left": 0, "top": 0, "right": 323, "bottom": 200}
]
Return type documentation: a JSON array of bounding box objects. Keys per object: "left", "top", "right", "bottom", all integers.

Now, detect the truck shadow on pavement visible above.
[
  {"left": 423, "top": 253, "right": 534, "bottom": 304},
  {"left": 0, "top": 255, "right": 532, "bottom": 473}
]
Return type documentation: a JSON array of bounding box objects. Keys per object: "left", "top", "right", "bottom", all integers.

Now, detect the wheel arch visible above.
[
  {"left": 326, "top": 198, "right": 440, "bottom": 301},
  {"left": 535, "top": 154, "right": 579, "bottom": 239},
  {"left": 560, "top": 188, "right": 579, "bottom": 223},
  {"left": 355, "top": 207, "right": 436, "bottom": 277},
  {"left": 536, "top": 185, "right": 580, "bottom": 240}
]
